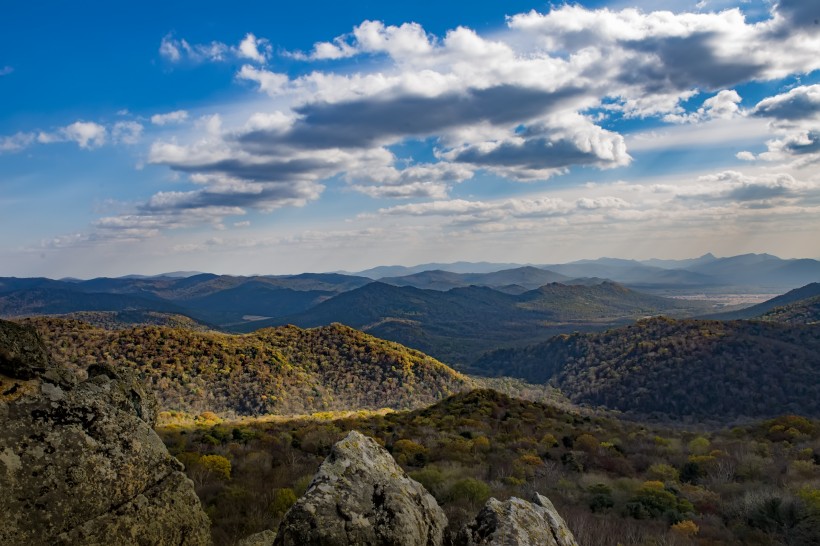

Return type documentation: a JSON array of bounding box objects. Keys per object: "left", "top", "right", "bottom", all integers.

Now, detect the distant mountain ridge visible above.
[
  {"left": 379, "top": 266, "right": 571, "bottom": 291},
  {"left": 3, "top": 253, "right": 817, "bottom": 336},
  {"left": 355, "top": 253, "right": 819, "bottom": 291},
  {"left": 238, "top": 281, "right": 711, "bottom": 365}
]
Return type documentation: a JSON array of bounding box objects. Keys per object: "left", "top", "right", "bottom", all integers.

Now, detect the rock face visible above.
[
  {"left": 273, "top": 430, "right": 447, "bottom": 546},
  {"left": 247, "top": 430, "right": 579, "bottom": 546},
  {"left": 457, "top": 493, "right": 579, "bottom": 546},
  {"left": 0, "top": 319, "right": 211, "bottom": 545}
]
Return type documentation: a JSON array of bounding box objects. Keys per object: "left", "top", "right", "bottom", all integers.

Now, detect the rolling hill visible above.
[
  {"left": 22, "top": 317, "right": 471, "bottom": 416},
  {"left": 705, "top": 282, "right": 820, "bottom": 320},
  {"left": 759, "top": 295, "right": 820, "bottom": 325},
  {"left": 240, "top": 281, "right": 711, "bottom": 365},
  {"left": 380, "top": 266, "right": 570, "bottom": 291},
  {"left": 472, "top": 316, "right": 820, "bottom": 419},
  {"left": 0, "top": 273, "right": 372, "bottom": 328}
]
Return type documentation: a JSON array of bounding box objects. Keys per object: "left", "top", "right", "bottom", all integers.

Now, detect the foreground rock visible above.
[
  {"left": 0, "top": 319, "right": 211, "bottom": 545},
  {"left": 457, "top": 493, "right": 579, "bottom": 546},
  {"left": 273, "top": 430, "right": 447, "bottom": 546}
]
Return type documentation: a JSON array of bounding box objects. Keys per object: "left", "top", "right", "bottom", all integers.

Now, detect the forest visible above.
[{"left": 158, "top": 390, "right": 820, "bottom": 545}]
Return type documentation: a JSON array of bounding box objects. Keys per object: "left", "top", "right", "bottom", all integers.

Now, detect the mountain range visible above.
[
  {"left": 355, "top": 253, "right": 820, "bottom": 292},
  {"left": 234, "top": 281, "right": 710, "bottom": 365}
]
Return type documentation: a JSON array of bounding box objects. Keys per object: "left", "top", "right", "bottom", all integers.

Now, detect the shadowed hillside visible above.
[
  {"left": 473, "top": 317, "right": 820, "bottom": 420},
  {"left": 240, "top": 282, "right": 711, "bottom": 365}
]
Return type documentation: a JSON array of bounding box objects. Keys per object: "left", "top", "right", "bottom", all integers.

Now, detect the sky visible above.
[{"left": 2, "top": 0, "right": 820, "bottom": 277}]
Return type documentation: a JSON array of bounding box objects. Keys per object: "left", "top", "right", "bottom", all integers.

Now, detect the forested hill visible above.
[
  {"left": 241, "top": 281, "right": 709, "bottom": 365},
  {"left": 759, "top": 295, "right": 820, "bottom": 325},
  {"left": 705, "top": 282, "right": 820, "bottom": 320},
  {"left": 23, "top": 317, "right": 470, "bottom": 417},
  {"left": 472, "top": 317, "right": 820, "bottom": 420}
]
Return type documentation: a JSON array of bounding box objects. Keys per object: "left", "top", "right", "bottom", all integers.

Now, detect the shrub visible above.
[
  {"left": 270, "top": 488, "right": 298, "bottom": 517},
  {"left": 448, "top": 478, "right": 491, "bottom": 505},
  {"left": 200, "top": 454, "right": 232, "bottom": 481}
]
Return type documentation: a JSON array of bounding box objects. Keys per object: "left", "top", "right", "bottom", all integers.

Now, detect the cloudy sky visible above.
[{"left": 2, "top": 0, "right": 820, "bottom": 277}]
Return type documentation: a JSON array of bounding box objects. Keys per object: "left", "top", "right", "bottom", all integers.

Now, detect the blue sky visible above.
[{"left": 2, "top": 0, "right": 820, "bottom": 277}]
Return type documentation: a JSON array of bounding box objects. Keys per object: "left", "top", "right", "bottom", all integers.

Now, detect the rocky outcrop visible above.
[
  {"left": 457, "top": 493, "right": 579, "bottom": 546},
  {"left": 273, "top": 430, "right": 447, "bottom": 546},
  {"left": 0, "top": 319, "right": 211, "bottom": 545},
  {"left": 237, "top": 529, "right": 277, "bottom": 546},
  {"left": 243, "top": 430, "right": 579, "bottom": 546}
]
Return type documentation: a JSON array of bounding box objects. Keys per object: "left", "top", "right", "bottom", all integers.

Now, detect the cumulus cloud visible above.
[
  {"left": 744, "top": 85, "right": 820, "bottom": 164},
  {"left": 665, "top": 89, "right": 743, "bottom": 123},
  {"left": 38, "top": 121, "right": 107, "bottom": 149},
  {"left": 151, "top": 110, "right": 189, "bottom": 125},
  {"left": 443, "top": 114, "right": 630, "bottom": 180},
  {"left": 687, "top": 170, "right": 820, "bottom": 202},
  {"left": 237, "top": 33, "right": 271, "bottom": 63},
  {"left": 752, "top": 84, "right": 820, "bottom": 123},
  {"left": 772, "top": 0, "right": 820, "bottom": 32},
  {"left": 51, "top": 1, "right": 820, "bottom": 247},
  {"left": 299, "top": 20, "right": 434, "bottom": 60}
]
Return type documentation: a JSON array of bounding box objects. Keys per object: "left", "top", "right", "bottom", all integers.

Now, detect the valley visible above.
[{"left": 2, "top": 253, "right": 820, "bottom": 545}]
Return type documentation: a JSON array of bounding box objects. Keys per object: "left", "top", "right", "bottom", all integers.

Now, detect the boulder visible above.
[
  {"left": 0, "top": 319, "right": 211, "bottom": 545},
  {"left": 457, "top": 492, "right": 579, "bottom": 546},
  {"left": 238, "top": 529, "right": 277, "bottom": 546},
  {"left": 273, "top": 430, "right": 447, "bottom": 546}
]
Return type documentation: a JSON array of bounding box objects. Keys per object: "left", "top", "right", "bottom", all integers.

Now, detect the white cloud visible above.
[
  {"left": 60, "top": 121, "right": 107, "bottom": 149},
  {"left": 151, "top": 110, "right": 189, "bottom": 125},
  {"left": 112, "top": 121, "right": 143, "bottom": 145},
  {"left": 0, "top": 132, "right": 35, "bottom": 153},
  {"left": 159, "top": 33, "right": 271, "bottom": 65},
  {"left": 48, "top": 2, "right": 820, "bottom": 249},
  {"left": 159, "top": 34, "right": 228, "bottom": 63},
  {"left": 753, "top": 84, "right": 820, "bottom": 128},
  {"left": 37, "top": 121, "right": 107, "bottom": 149},
  {"left": 301, "top": 20, "right": 434, "bottom": 61},
  {"left": 664, "top": 89, "right": 743, "bottom": 123},
  {"left": 237, "top": 33, "right": 271, "bottom": 63},
  {"left": 748, "top": 85, "right": 820, "bottom": 165},
  {"left": 0, "top": 66, "right": 13, "bottom": 76}
]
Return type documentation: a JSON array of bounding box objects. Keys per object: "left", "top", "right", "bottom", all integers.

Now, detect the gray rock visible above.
[
  {"left": 273, "top": 430, "right": 447, "bottom": 546},
  {"left": 238, "top": 529, "right": 276, "bottom": 546},
  {"left": 0, "top": 319, "right": 52, "bottom": 380},
  {"left": 0, "top": 319, "right": 211, "bottom": 545},
  {"left": 457, "top": 492, "right": 579, "bottom": 546}
]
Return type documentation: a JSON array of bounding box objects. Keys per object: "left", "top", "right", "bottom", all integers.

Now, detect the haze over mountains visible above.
[
  {"left": 351, "top": 253, "right": 820, "bottom": 292},
  {"left": 2, "top": 252, "right": 818, "bottom": 366}
]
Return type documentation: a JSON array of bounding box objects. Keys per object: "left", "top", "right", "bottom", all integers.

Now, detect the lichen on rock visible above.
[
  {"left": 273, "top": 430, "right": 447, "bottom": 546},
  {"left": 0, "top": 319, "right": 211, "bottom": 545},
  {"left": 456, "top": 492, "right": 579, "bottom": 546}
]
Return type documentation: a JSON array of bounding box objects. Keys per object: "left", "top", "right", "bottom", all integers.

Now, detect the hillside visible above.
[
  {"left": 160, "top": 389, "right": 820, "bottom": 545},
  {"left": 0, "top": 287, "right": 187, "bottom": 317},
  {"left": 23, "top": 317, "right": 470, "bottom": 416},
  {"left": 241, "top": 281, "right": 710, "bottom": 365},
  {"left": 0, "top": 273, "right": 372, "bottom": 328},
  {"left": 380, "top": 266, "right": 570, "bottom": 291},
  {"left": 472, "top": 317, "right": 820, "bottom": 419},
  {"left": 56, "top": 310, "right": 214, "bottom": 331},
  {"left": 705, "top": 282, "right": 820, "bottom": 320},
  {"left": 759, "top": 295, "right": 820, "bottom": 325}
]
